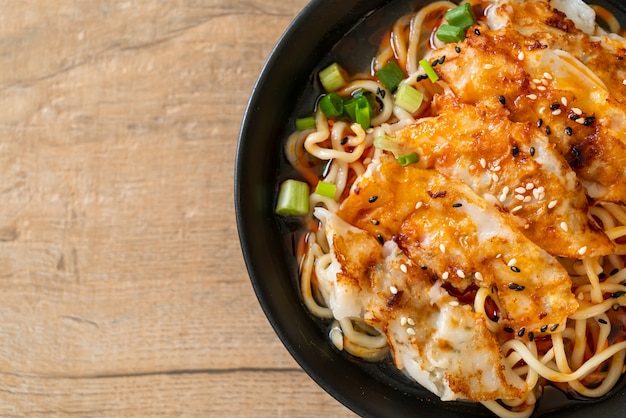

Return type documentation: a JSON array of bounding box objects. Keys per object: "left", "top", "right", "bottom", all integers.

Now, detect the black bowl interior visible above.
[{"left": 235, "top": 1, "right": 626, "bottom": 417}]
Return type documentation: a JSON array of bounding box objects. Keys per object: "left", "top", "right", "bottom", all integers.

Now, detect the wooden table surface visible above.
[{"left": 0, "top": 1, "right": 355, "bottom": 416}]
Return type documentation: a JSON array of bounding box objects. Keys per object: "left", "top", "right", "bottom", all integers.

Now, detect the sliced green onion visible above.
[
  {"left": 375, "top": 60, "right": 406, "bottom": 92},
  {"left": 397, "top": 152, "right": 420, "bottom": 166},
  {"left": 314, "top": 181, "right": 337, "bottom": 199},
  {"left": 419, "top": 59, "right": 439, "bottom": 83},
  {"left": 275, "top": 179, "right": 310, "bottom": 216},
  {"left": 436, "top": 24, "right": 466, "bottom": 43},
  {"left": 344, "top": 96, "right": 371, "bottom": 129},
  {"left": 295, "top": 116, "right": 316, "bottom": 130},
  {"left": 395, "top": 83, "right": 424, "bottom": 114},
  {"left": 319, "top": 62, "right": 347, "bottom": 92},
  {"left": 319, "top": 92, "right": 344, "bottom": 118},
  {"left": 373, "top": 135, "right": 403, "bottom": 157},
  {"left": 445, "top": 3, "right": 476, "bottom": 30}
]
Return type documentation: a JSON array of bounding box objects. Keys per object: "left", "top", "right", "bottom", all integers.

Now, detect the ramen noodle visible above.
[{"left": 278, "top": 1, "right": 626, "bottom": 416}]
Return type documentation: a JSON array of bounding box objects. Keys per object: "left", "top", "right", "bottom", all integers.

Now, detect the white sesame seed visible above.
[
  {"left": 526, "top": 183, "right": 534, "bottom": 190},
  {"left": 560, "top": 222, "right": 568, "bottom": 232},
  {"left": 548, "top": 200, "right": 558, "bottom": 209},
  {"left": 536, "top": 207, "right": 544, "bottom": 215},
  {"left": 533, "top": 189, "right": 540, "bottom": 199},
  {"left": 538, "top": 106, "right": 546, "bottom": 114},
  {"left": 623, "top": 79, "right": 626, "bottom": 86},
  {"left": 499, "top": 194, "right": 507, "bottom": 203},
  {"left": 541, "top": 78, "right": 549, "bottom": 86},
  {"left": 407, "top": 318, "right": 415, "bottom": 326},
  {"left": 518, "top": 51, "right": 525, "bottom": 60},
  {"left": 511, "top": 205, "right": 523, "bottom": 213},
  {"left": 440, "top": 244, "right": 446, "bottom": 253},
  {"left": 543, "top": 72, "right": 553, "bottom": 80},
  {"left": 400, "top": 316, "right": 407, "bottom": 326},
  {"left": 415, "top": 201, "right": 423, "bottom": 209},
  {"left": 572, "top": 107, "right": 582, "bottom": 115},
  {"left": 475, "top": 272, "right": 484, "bottom": 281},
  {"left": 523, "top": 196, "right": 532, "bottom": 203},
  {"left": 442, "top": 271, "right": 449, "bottom": 280},
  {"left": 456, "top": 269, "right": 465, "bottom": 278},
  {"left": 492, "top": 173, "right": 500, "bottom": 182},
  {"left": 524, "top": 224, "right": 530, "bottom": 230},
  {"left": 496, "top": 253, "right": 502, "bottom": 259},
  {"left": 515, "top": 194, "right": 525, "bottom": 201},
  {"left": 406, "top": 327, "right": 416, "bottom": 335},
  {"left": 526, "top": 94, "right": 538, "bottom": 100},
  {"left": 537, "top": 186, "right": 545, "bottom": 193},
  {"left": 532, "top": 78, "right": 542, "bottom": 84},
  {"left": 561, "top": 97, "right": 568, "bottom": 107},
  {"left": 502, "top": 186, "right": 510, "bottom": 195},
  {"left": 576, "top": 118, "right": 586, "bottom": 124},
  {"left": 515, "top": 187, "right": 527, "bottom": 194},
  {"left": 400, "top": 264, "right": 408, "bottom": 273},
  {"left": 507, "top": 258, "right": 517, "bottom": 267},
  {"left": 480, "top": 158, "right": 487, "bottom": 168},
  {"left": 493, "top": 165, "right": 501, "bottom": 172},
  {"left": 537, "top": 85, "right": 547, "bottom": 91},
  {"left": 578, "top": 246, "right": 588, "bottom": 255},
  {"left": 484, "top": 64, "right": 494, "bottom": 70},
  {"left": 390, "top": 285, "right": 398, "bottom": 295},
  {"left": 578, "top": 292, "right": 585, "bottom": 300},
  {"left": 552, "top": 109, "right": 562, "bottom": 116},
  {"left": 530, "top": 82, "right": 537, "bottom": 90},
  {"left": 469, "top": 164, "right": 476, "bottom": 170},
  {"left": 449, "top": 300, "right": 459, "bottom": 306}
]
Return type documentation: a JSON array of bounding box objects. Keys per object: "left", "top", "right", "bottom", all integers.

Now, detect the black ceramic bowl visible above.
[{"left": 235, "top": 1, "right": 626, "bottom": 416}]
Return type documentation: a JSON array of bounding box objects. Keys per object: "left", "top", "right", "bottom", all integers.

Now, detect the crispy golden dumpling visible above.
[
  {"left": 315, "top": 207, "right": 527, "bottom": 401},
  {"left": 428, "top": 0, "right": 626, "bottom": 203},
  {"left": 394, "top": 95, "right": 613, "bottom": 259},
  {"left": 337, "top": 155, "right": 578, "bottom": 333}
]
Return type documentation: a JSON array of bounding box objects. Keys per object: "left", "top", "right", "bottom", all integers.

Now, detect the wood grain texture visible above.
[{"left": 0, "top": 0, "right": 356, "bottom": 416}]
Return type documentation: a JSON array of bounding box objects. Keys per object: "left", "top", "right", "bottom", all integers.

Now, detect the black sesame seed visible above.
[
  {"left": 474, "top": 28, "right": 481, "bottom": 35},
  {"left": 598, "top": 272, "right": 606, "bottom": 280},
  {"left": 452, "top": 203, "right": 463, "bottom": 208},
  {"left": 610, "top": 268, "right": 619, "bottom": 276},
  {"left": 455, "top": 46, "right": 461, "bottom": 53},
  {"left": 439, "top": 55, "right": 446, "bottom": 64},
  {"left": 584, "top": 116, "right": 595, "bottom": 126},
  {"left": 516, "top": 285, "right": 526, "bottom": 291},
  {"left": 528, "top": 331, "right": 534, "bottom": 342},
  {"left": 550, "top": 324, "right": 559, "bottom": 332},
  {"left": 540, "top": 325, "right": 548, "bottom": 333},
  {"left": 530, "top": 147, "right": 536, "bottom": 156},
  {"left": 610, "top": 291, "right": 626, "bottom": 299},
  {"left": 550, "top": 103, "right": 560, "bottom": 110},
  {"left": 369, "top": 195, "right": 378, "bottom": 203},
  {"left": 371, "top": 219, "right": 380, "bottom": 225},
  {"left": 512, "top": 146, "right": 519, "bottom": 157},
  {"left": 341, "top": 137, "right": 348, "bottom": 145},
  {"left": 545, "top": 126, "right": 551, "bottom": 135},
  {"left": 598, "top": 318, "right": 608, "bottom": 324},
  {"left": 431, "top": 59, "right": 438, "bottom": 67},
  {"left": 510, "top": 266, "right": 521, "bottom": 273},
  {"left": 498, "top": 95, "right": 506, "bottom": 105},
  {"left": 518, "top": 328, "right": 525, "bottom": 337},
  {"left": 508, "top": 282, "right": 518, "bottom": 290},
  {"left": 417, "top": 74, "right": 427, "bottom": 82},
  {"left": 377, "top": 235, "right": 384, "bottom": 244},
  {"left": 569, "top": 113, "right": 580, "bottom": 121},
  {"left": 504, "top": 327, "right": 514, "bottom": 333},
  {"left": 565, "top": 127, "right": 573, "bottom": 136},
  {"left": 537, "top": 118, "right": 543, "bottom": 128},
  {"left": 421, "top": 266, "right": 428, "bottom": 270}
]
